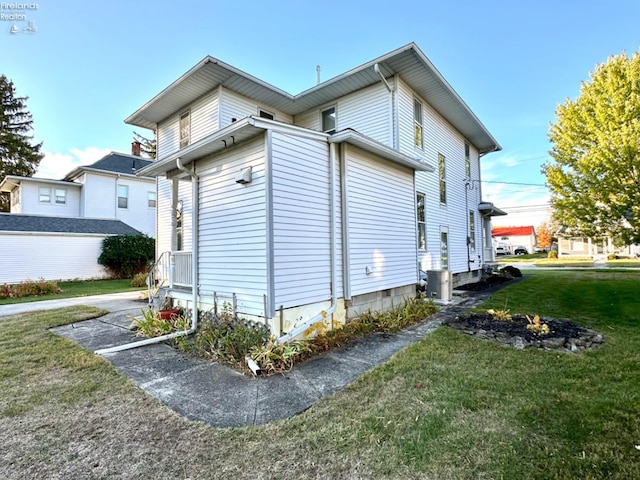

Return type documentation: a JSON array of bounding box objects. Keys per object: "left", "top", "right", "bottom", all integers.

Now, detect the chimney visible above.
[{"left": 131, "top": 141, "right": 141, "bottom": 156}]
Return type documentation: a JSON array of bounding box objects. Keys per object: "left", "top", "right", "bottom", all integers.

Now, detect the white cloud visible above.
[{"left": 36, "top": 147, "right": 112, "bottom": 179}]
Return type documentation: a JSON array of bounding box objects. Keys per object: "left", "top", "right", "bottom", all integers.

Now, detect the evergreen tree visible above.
[
  {"left": 0, "top": 75, "right": 43, "bottom": 211},
  {"left": 133, "top": 130, "right": 156, "bottom": 159},
  {"left": 544, "top": 51, "right": 640, "bottom": 245}
]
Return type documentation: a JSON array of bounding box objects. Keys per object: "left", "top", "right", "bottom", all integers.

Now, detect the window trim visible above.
[
  {"left": 55, "top": 188, "right": 66, "bottom": 205},
  {"left": 148, "top": 191, "right": 156, "bottom": 208},
  {"left": 469, "top": 210, "right": 475, "bottom": 251},
  {"left": 465, "top": 142, "right": 471, "bottom": 178},
  {"left": 179, "top": 110, "right": 191, "bottom": 148},
  {"left": 440, "top": 228, "right": 449, "bottom": 270},
  {"left": 414, "top": 98, "right": 423, "bottom": 149},
  {"left": 416, "top": 192, "right": 426, "bottom": 251},
  {"left": 117, "top": 184, "right": 129, "bottom": 209},
  {"left": 321, "top": 105, "right": 336, "bottom": 134},
  {"left": 38, "top": 187, "right": 51, "bottom": 203},
  {"left": 438, "top": 153, "right": 446, "bottom": 204}
]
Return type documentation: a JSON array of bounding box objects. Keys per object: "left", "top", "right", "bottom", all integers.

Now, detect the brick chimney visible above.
[{"left": 131, "top": 141, "right": 141, "bottom": 156}]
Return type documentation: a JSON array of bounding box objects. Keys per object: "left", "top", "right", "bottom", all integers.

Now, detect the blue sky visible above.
[{"left": 3, "top": 0, "right": 640, "bottom": 225}]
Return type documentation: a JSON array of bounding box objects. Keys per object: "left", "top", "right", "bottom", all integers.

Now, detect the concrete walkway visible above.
[{"left": 3, "top": 291, "right": 488, "bottom": 429}]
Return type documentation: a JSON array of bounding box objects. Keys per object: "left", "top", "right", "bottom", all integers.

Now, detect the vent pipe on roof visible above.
[{"left": 316, "top": 65, "right": 321, "bottom": 85}]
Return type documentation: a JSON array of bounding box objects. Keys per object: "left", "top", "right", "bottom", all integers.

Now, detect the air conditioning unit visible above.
[{"left": 426, "top": 270, "right": 452, "bottom": 303}]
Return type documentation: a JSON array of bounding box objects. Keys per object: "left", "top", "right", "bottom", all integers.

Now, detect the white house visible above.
[
  {"left": 126, "top": 43, "right": 503, "bottom": 339},
  {"left": 0, "top": 149, "right": 156, "bottom": 284},
  {"left": 491, "top": 226, "right": 537, "bottom": 255},
  {"left": 1, "top": 150, "right": 156, "bottom": 237}
]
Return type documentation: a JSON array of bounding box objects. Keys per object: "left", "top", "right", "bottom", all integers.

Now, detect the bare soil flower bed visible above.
[{"left": 445, "top": 312, "right": 604, "bottom": 353}]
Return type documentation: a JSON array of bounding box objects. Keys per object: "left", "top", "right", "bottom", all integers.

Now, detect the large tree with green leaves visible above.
[
  {"left": 0, "top": 75, "right": 43, "bottom": 211},
  {"left": 544, "top": 51, "right": 640, "bottom": 245}
]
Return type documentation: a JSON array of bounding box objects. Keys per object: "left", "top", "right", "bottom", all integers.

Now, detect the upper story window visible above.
[
  {"left": 117, "top": 185, "right": 128, "bottom": 209},
  {"left": 258, "top": 109, "right": 274, "bottom": 120},
  {"left": 465, "top": 142, "right": 471, "bottom": 178},
  {"left": 416, "top": 192, "right": 426, "bottom": 250},
  {"left": 469, "top": 210, "right": 475, "bottom": 250},
  {"left": 39, "top": 187, "right": 51, "bottom": 203},
  {"left": 322, "top": 106, "right": 336, "bottom": 134},
  {"left": 179, "top": 111, "right": 190, "bottom": 148},
  {"left": 414, "top": 99, "right": 423, "bottom": 149},
  {"left": 55, "top": 188, "right": 66, "bottom": 204},
  {"left": 438, "top": 153, "right": 446, "bottom": 204},
  {"left": 148, "top": 191, "right": 156, "bottom": 208}
]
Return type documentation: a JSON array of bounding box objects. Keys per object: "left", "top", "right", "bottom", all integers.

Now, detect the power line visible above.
[{"left": 481, "top": 180, "right": 547, "bottom": 187}]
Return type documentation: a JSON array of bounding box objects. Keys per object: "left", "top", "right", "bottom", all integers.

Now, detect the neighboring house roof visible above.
[
  {"left": 0, "top": 213, "right": 142, "bottom": 235},
  {"left": 125, "top": 43, "right": 501, "bottom": 154},
  {"left": 64, "top": 152, "right": 153, "bottom": 181},
  {"left": 492, "top": 226, "right": 535, "bottom": 237},
  {"left": 0, "top": 175, "right": 79, "bottom": 193}
]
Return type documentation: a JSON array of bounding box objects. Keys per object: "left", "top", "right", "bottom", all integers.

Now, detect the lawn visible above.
[
  {"left": 1, "top": 270, "right": 639, "bottom": 479},
  {"left": 0, "top": 279, "right": 143, "bottom": 305}
]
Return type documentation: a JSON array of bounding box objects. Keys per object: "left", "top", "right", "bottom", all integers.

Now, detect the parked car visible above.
[
  {"left": 495, "top": 246, "right": 507, "bottom": 255},
  {"left": 514, "top": 246, "right": 528, "bottom": 255}
]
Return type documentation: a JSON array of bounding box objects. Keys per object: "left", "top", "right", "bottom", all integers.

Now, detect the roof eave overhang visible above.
[
  {"left": 479, "top": 201, "right": 508, "bottom": 217},
  {"left": 329, "top": 129, "right": 434, "bottom": 172}
]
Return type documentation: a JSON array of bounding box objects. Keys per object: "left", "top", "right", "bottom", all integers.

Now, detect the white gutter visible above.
[
  {"left": 96, "top": 157, "right": 200, "bottom": 355},
  {"left": 276, "top": 142, "right": 338, "bottom": 344}
]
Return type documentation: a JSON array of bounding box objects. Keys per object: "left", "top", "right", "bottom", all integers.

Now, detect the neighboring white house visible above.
[
  {"left": 0, "top": 150, "right": 156, "bottom": 237},
  {"left": 491, "top": 226, "right": 537, "bottom": 255},
  {"left": 126, "top": 43, "right": 503, "bottom": 339},
  {"left": 0, "top": 149, "right": 156, "bottom": 284}
]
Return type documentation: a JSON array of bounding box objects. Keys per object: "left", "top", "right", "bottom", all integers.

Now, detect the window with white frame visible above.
[
  {"left": 465, "top": 142, "right": 471, "bottom": 178},
  {"left": 416, "top": 192, "right": 426, "bottom": 250},
  {"left": 55, "top": 188, "right": 66, "bottom": 204},
  {"left": 414, "top": 99, "right": 423, "bottom": 148},
  {"left": 440, "top": 230, "right": 449, "bottom": 270},
  {"left": 117, "top": 185, "right": 128, "bottom": 209},
  {"left": 438, "top": 153, "right": 446, "bottom": 204},
  {"left": 38, "top": 187, "right": 51, "bottom": 203},
  {"left": 179, "top": 111, "right": 190, "bottom": 148},
  {"left": 10, "top": 189, "right": 19, "bottom": 208},
  {"left": 469, "top": 210, "right": 475, "bottom": 250},
  {"left": 148, "top": 191, "right": 156, "bottom": 208},
  {"left": 322, "top": 106, "right": 336, "bottom": 134}
]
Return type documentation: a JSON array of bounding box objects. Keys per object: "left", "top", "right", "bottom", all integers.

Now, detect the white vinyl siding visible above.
[
  {"left": 219, "top": 88, "right": 293, "bottom": 129},
  {"left": 271, "top": 131, "right": 338, "bottom": 308},
  {"left": 397, "top": 77, "right": 483, "bottom": 274},
  {"left": 295, "top": 82, "right": 392, "bottom": 146},
  {"left": 16, "top": 181, "right": 81, "bottom": 217},
  {"left": 197, "top": 135, "right": 268, "bottom": 317},
  {"left": 0, "top": 232, "right": 110, "bottom": 283},
  {"left": 345, "top": 145, "right": 417, "bottom": 296}
]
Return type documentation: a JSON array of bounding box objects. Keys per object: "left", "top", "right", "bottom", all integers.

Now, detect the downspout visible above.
[
  {"left": 374, "top": 63, "right": 396, "bottom": 149},
  {"left": 276, "top": 142, "right": 338, "bottom": 344},
  {"left": 465, "top": 181, "right": 471, "bottom": 272},
  {"left": 96, "top": 157, "right": 199, "bottom": 355}
]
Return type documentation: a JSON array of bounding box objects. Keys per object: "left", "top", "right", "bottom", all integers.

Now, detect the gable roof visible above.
[
  {"left": 0, "top": 175, "right": 79, "bottom": 193},
  {"left": 492, "top": 226, "right": 536, "bottom": 237},
  {"left": 0, "top": 214, "right": 142, "bottom": 235},
  {"left": 64, "top": 152, "right": 153, "bottom": 181},
  {"left": 125, "top": 43, "right": 500, "bottom": 154}
]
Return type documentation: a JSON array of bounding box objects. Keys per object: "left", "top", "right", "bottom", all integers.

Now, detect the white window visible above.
[
  {"left": 465, "top": 143, "right": 471, "bottom": 178},
  {"left": 38, "top": 187, "right": 51, "bottom": 203},
  {"left": 117, "top": 185, "right": 128, "bottom": 209},
  {"left": 148, "top": 191, "right": 156, "bottom": 208},
  {"left": 438, "top": 153, "right": 446, "bottom": 204},
  {"left": 416, "top": 192, "right": 426, "bottom": 250},
  {"left": 322, "top": 106, "right": 336, "bottom": 134},
  {"left": 469, "top": 211, "right": 475, "bottom": 251},
  {"left": 10, "top": 189, "right": 19, "bottom": 207},
  {"left": 179, "top": 111, "right": 190, "bottom": 148},
  {"left": 440, "top": 230, "right": 449, "bottom": 270},
  {"left": 55, "top": 188, "right": 66, "bottom": 204},
  {"left": 414, "top": 99, "right": 423, "bottom": 148}
]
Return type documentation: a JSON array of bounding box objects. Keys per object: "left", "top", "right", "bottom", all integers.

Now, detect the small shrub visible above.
[
  {"left": 132, "top": 308, "right": 189, "bottom": 338},
  {"left": 250, "top": 338, "right": 313, "bottom": 374},
  {"left": 607, "top": 252, "right": 618, "bottom": 260},
  {"left": 548, "top": 250, "right": 558, "bottom": 259},
  {"left": 98, "top": 234, "right": 155, "bottom": 279},
  {"left": 193, "top": 320, "right": 268, "bottom": 366},
  {"left": 130, "top": 272, "right": 148, "bottom": 288},
  {"left": 499, "top": 265, "right": 522, "bottom": 278},
  {"left": 526, "top": 314, "right": 550, "bottom": 335},
  {"left": 0, "top": 279, "right": 62, "bottom": 299},
  {"left": 487, "top": 308, "right": 512, "bottom": 321}
]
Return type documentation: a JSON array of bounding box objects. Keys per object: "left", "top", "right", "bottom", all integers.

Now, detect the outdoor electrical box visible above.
[{"left": 426, "top": 270, "right": 452, "bottom": 303}]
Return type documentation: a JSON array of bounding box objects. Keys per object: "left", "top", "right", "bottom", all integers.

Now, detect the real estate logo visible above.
[{"left": 1, "top": 2, "right": 39, "bottom": 35}]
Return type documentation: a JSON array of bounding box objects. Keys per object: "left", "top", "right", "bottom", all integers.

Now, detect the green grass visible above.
[
  {"left": 533, "top": 257, "right": 595, "bottom": 267},
  {"left": 606, "top": 258, "right": 640, "bottom": 268},
  {"left": 497, "top": 252, "right": 546, "bottom": 262},
  {"left": 1, "top": 270, "right": 639, "bottom": 479},
  {"left": 0, "top": 279, "right": 143, "bottom": 305}
]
